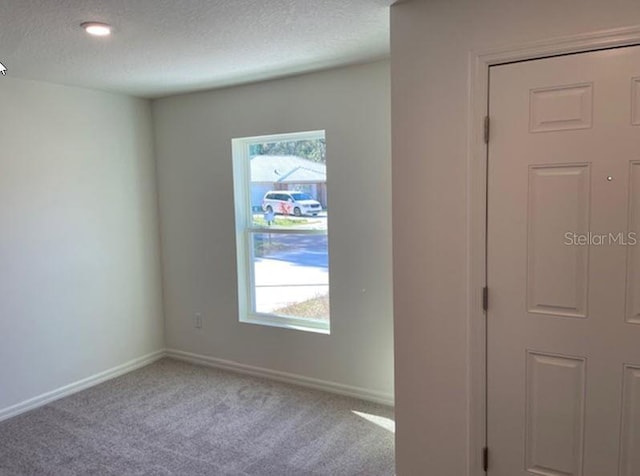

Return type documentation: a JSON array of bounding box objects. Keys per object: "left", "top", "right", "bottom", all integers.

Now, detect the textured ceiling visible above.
[{"left": 0, "top": 0, "right": 392, "bottom": 98}]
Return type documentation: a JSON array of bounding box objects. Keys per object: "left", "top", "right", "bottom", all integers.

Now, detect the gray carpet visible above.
[{"left": 0, "top": 358, "right": 395, "bottom": 475}]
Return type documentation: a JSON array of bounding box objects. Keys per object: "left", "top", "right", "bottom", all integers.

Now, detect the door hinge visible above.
[
  {"left": 484, "top": 116, "right": 490, "bottom": 144},
  {"left": 482, "top": 286, "right": 488, "bottom": 312},
  {"left": 483, "top": 446, "right": 489, "bottom": 472}
]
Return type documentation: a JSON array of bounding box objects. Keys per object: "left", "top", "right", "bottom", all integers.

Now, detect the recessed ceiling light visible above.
[{"left": 81, "top": 22, "right": 112, "bottom": 37}]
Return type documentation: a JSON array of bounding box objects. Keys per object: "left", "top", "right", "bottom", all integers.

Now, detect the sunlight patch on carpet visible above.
[{"left": 352, "top": 410, "right": 395, "bottom": 433}]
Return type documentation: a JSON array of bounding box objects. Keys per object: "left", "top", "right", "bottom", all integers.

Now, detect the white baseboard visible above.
[
  {"left": 0, "top": 348, "right": 393, "bottom": 423},
  {"left": 165, "top": 348, "right": 395, "bottom": 406},
  {"left": 0, "top": 350, "right": 165, "bottom": 422}
]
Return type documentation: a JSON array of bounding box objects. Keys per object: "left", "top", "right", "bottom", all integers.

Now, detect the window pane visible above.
[
  {"left": 233, "top": 130, "right": 330, "bottom": 331},
  {"left": 252, "top": 232, "right": 329, "bottom": 320}
]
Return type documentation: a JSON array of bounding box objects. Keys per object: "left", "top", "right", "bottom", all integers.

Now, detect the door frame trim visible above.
[{"left": 467, "top": 25, "right": 640, "bottom": 476}]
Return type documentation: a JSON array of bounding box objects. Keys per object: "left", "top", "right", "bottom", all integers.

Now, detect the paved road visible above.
[
  {"left": 253, "top": 234, "right": 328, "bottom": 313},
  {"left": 255, "top": 234, "right": 328, "bottom": 267}
]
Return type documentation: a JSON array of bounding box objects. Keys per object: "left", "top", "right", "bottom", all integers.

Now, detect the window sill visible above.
[{"left": 240, "top": 314, "right": 330, "bottom": 335}]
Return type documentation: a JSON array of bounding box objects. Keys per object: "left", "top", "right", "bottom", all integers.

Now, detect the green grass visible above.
[
  {"left": 253, "top": 215, "right": 316, "bottom": 227},
  {"left": 273, "top": 294, "right": 330, "bottom": 320}
]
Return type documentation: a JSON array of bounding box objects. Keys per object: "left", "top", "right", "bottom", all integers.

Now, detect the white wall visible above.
[
  {"left": 153, "top": 61, "right": 393, "bottom": 398},
  {"left": 391, "top": 1, "right": 640, "bottom": 475},
  {"left": 0, "top": 78, "right": 164, "bottom": 411}
]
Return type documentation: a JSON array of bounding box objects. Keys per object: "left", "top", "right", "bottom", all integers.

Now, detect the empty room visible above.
[
  {"left": 4, "top": 1, "right": 640, "bottom": 476},
  {"left": 0, "top": 1, "right": 394, "bottom": 475}
]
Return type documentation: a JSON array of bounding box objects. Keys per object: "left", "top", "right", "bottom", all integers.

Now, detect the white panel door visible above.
[{"left": 488, "top": 46, "right": 640, "bottom": 476}]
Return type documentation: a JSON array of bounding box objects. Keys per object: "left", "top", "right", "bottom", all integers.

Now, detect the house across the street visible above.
[{"left": 250, "top": 155, "right": 327, "bottom": 210}]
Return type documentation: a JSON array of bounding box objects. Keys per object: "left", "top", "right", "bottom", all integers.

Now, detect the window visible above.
[{"left": 232, "top": 130, "right": 329, "bottom": 333}]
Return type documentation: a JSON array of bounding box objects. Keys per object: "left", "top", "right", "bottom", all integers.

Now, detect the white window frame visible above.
[{"left": 232, "top": 130, "right": 330, "bottom": 334}]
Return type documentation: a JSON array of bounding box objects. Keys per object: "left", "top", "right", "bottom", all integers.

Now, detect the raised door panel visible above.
[
  {"left": 632, "top": 78, "right": 640, "bottom": 126},
  {"left": 527, "top": 164, "right": 590, "bottom": 318},
  {"left": 627, "top": 162, "right": 640, "bottom": 324},
  {"left": 619, "top": 365, "right": 640, "bottom": 476},
  {"left": 530, "top": 84, "right": 593, "bottom": 133},
  {"left": 525, "top": 351, "right": 586, "bottom": 476}
]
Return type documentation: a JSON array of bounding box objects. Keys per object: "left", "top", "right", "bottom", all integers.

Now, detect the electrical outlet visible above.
[{"left": 194, "top": 312, "right": 203, "bottom": 329}]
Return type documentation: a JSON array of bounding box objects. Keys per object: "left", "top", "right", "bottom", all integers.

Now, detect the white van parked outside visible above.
[{"left": 261, "top": 191, "right": 322, "bottom": 217}]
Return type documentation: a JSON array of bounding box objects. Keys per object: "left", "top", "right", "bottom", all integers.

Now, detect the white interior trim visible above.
[
  {"left": 467, "top": 25, "right": 640, "bottom": 476},
  {"left": 0, "top": 350, "right": 165, "bottom": 422},
  {"left": 165, "top": 349, "right": 395, "bottom": 406}
]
